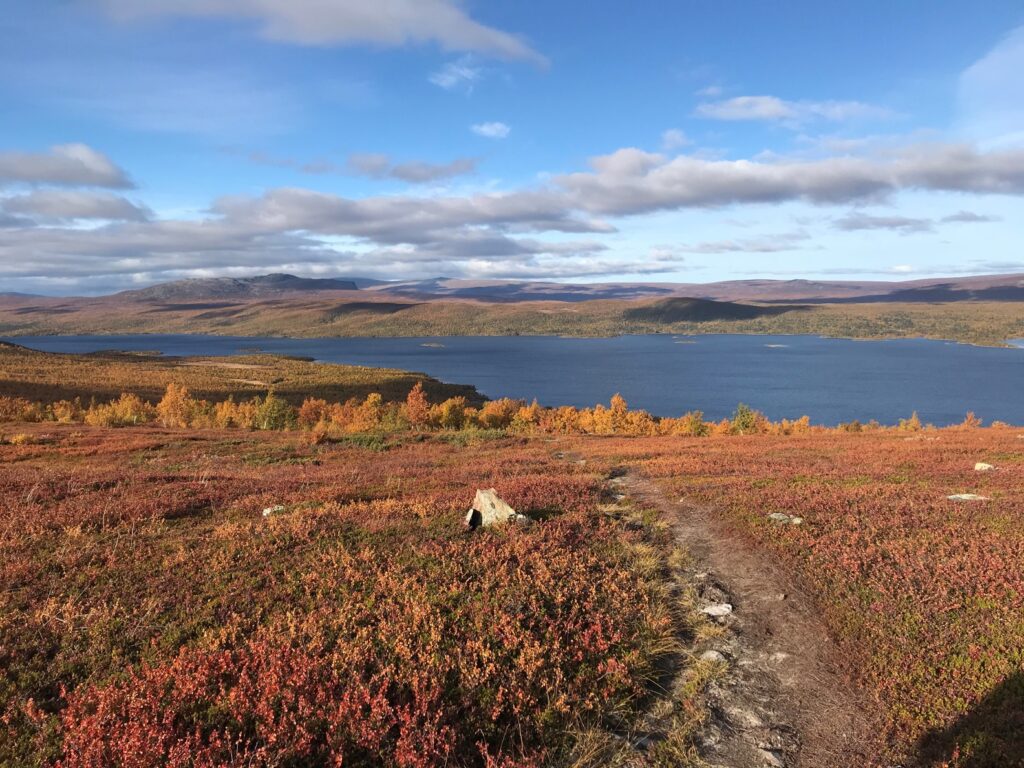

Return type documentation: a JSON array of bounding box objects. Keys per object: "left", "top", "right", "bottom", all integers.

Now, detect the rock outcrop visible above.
[{"left": 464, "top": 489, "right": 530, "bottom": 530}]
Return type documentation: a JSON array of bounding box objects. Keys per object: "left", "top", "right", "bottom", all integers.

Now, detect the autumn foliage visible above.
[
  {"left": 0, "top": 383, "right": 991, "bottom": 438},
  {"left": 0, "top": 428, "right": 679, "bottom": 767},
  {"left": 580, "top": 430, "right": 1024, "bottom": 767}
]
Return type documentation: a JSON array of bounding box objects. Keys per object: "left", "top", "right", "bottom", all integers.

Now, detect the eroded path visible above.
[{"left": 617, "top": 471, "right": 880, "bottom": 768}]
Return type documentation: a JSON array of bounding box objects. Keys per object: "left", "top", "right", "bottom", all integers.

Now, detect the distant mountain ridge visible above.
[
  {"left": 359, "top": 274, "right": 1024, "bottom": 303},
  {"left": 117, "top": 273, "right": 359, "bottom": 301},
  {"left": 2, "top": 271, "right": 1024, "bottom": 347},
  {"left": 22, "top": 271, "right": 1024, "bottom": 303}
]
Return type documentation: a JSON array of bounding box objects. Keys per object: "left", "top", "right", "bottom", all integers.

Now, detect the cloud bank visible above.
[
  {"left": 0, "top": 144, "right": 132, "bottom": 188},
  {"left": 95, "top": 0, "right": 546, "bottom": 63},
  {"left": 1, "top": 139, "right": 1022, "bottom": 291}
]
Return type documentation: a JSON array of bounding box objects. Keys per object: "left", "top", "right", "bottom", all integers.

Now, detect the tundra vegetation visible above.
[
  {"left": 580, "top": 432, "right": 1024, "bottom": 768},
  {"left": 1, "top": 427, "right": 705, "bottom": 767},
  {"left": 1, "top": 349, "right": 1021, "bottom": 767},
  {"left": 2, "top": 295, "right": 1024, "bottom": 346}
]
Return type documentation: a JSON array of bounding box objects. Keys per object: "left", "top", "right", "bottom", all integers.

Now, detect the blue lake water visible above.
[{"left": 6, "top": 334, "right": 1024, "bottom": 426}]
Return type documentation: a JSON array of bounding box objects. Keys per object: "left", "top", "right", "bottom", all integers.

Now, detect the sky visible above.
[{"left": 1, "top": 1, "right": 1024, "bottom": 295}]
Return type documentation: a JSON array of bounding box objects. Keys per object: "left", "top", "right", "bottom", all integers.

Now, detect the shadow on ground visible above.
[{"left": 918, "top": 671, "right": 1024, "bottom": 767}]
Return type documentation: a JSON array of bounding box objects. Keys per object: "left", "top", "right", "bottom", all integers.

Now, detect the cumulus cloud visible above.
[
  {"left": 94, "top": 0, "right": 546, "bottom": 63},
  {"left": 241, "top": 150, "right": 478, "bottom": 183},
  {"left": 347, "top": 153, "right": 478, "bottom": 183},
  {"left": 660, "top": 129, "right": 691, "bottom": 151},
  {"left": 695, "top": 95, "right": 892, "bottom": 126},
  {"left": 2, "top": 190, "right": 150, "bottom": 221},
  {"left": 941, "top": 210, "right": 1001, "bottom": 223},
  {"left": 429, "top": 56, "right": 483, "bottom": 91},
  {"left": 3, "top": 139, "right": 1024, "bottom": 290},
  {"left": 833, "top": 208, "right": 1002, "bottom": 234},
  {"left": 833, "top": 213, "right": 934, "bottom": 234},
  {"left": 471, "top": 122, "right": 510, "bottom": 139},
  {"left": 0, "top": 144, "right": 132, "bottom": 188},
  {"left": 555, "top": 143, "right": 1024, "bottom": 215},
  {"left": 674, "top": 232, "right": 811, "bottom": 253}
]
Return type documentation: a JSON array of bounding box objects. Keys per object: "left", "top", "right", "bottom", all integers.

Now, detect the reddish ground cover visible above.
[
  {"left": 577, "top": 430, "right": 1024, "bottom": 766},
  {"left": 1, "top": 427, "right": 679, "bottom": 767}
]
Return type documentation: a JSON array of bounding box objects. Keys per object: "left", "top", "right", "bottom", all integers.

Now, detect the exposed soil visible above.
[{"left": 618, "top": 471, "right": 885, "bottom": 768}]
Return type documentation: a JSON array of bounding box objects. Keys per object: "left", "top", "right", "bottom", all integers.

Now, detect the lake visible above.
[{"left": 7, "top": 334, "right": 1024, "bottom": 426}]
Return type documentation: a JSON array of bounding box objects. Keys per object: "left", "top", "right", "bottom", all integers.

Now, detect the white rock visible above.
[
  {"left": 975, "top": 462, "right": 996, "bottom": 472},
  {"left": 701, "top": 602, "right": 734, "bottom": 618},
  {"left": 727, "top": 706, "right": 765, "bottom": 729},
  {"left": 700, "top": 650, "right": 727, "bottom": 663},
  {"left": 758, "top": 748, "right": 786, "bottom": 768},
  {"left": 947, "top": 493, "right": 989, "bottom": 501},
  {"left": 465, "top": 489, "right": 529, "bottom": 529},
  {"left": 768, "top": 512, "right": 802, "bottom": 525},
  {"left": 262, "top": 504, "right": 286, "bottom": 517}
]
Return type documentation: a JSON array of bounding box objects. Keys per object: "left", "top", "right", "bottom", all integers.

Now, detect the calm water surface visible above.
[{"left": 8, "top": 334, "right": 1024, "bottom": 426}]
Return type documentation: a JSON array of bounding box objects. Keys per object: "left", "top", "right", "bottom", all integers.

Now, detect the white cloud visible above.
[
  {"left": 242, "top": 150, "right": 478, "bottom": 183},
  {"left": 941, "top": 210, "right": 1000, "bottom": 224},
  {"left": 833, "top": 213, "right": 934, "bottom": 234},
  {"left": 95, "top": 0, "right": 546, "bottom": 63},
  {"left": 695, "top": 85, "right": 723, "bottom": 98},
  {"left": 556, "top": 143, "right": 1024, "bottom": 215},
  {"left": 833, "top": 208, "right": 1001, "bottom": 235},
  {"left": 4, "top": 139, "right": 1024, "bottom": 290},
  {"left": 674, "top": 232, "right": 811, "bottom": 254},
  {"left": 957, "top": 25, "right": 1024, "bottom": 147},
  {"left": 695, "top": 95, "right": 892, "bottom": 126},
  {"left": 471, "top": 121, "right": 510, "bottom": 139},
  {"left": 429, "top": 56, "right": 483, "bottom": 91},
  {"left": 660, "top": 129, "right": 691, "bottom": 151},
  {"left": 347, "top": 153, "right": 478, "bottom": 183},
  {"left": 0, "top": 144, "right": 132, "bottom": 188},
  {"left": 1, "top": 190, "right": 150, "bottom": 221}
]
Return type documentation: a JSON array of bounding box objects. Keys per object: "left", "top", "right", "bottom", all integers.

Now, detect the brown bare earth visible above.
[{"left": 617, "top": 471, "right": 879, "bottom": 768}]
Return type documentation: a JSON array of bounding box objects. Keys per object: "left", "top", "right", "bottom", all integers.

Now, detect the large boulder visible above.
[{"left": 465, "top": 489, "right": 529, "bottom": 529}]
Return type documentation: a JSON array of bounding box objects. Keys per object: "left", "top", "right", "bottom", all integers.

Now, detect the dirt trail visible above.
[{"left": 619, "top": 472, "right": 882, "bottom": 768}]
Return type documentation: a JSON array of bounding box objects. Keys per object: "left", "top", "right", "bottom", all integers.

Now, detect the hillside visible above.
[
  {"left": 622, "top": 296, "right": 805, "bottom": 322},
  {"left": 0, "top": 342, "right": 481, "bottom": 406},
  {"left": 358, "top": 273, "right": 1024, "bottom": 303},
  {"left": 117, "top": 273, "right": 359, "bottom": 301},
  {"left": 2, "top": 272, "right": 1024, "bottom": 346},
  {"left": 2, "top": 293, "right": 1024, "bottom": 346}
]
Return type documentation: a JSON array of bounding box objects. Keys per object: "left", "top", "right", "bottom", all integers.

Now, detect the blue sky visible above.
[{"left": 1, "top": 1, "right": 1023, "bottom": 294}]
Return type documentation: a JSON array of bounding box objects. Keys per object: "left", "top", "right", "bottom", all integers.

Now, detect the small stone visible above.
[
  {"left": 768, "top": 651, "right": 791, "bottom": 664},
  {"left": 790, "top": 517, "right": 803, "bottom": 525},
  {"left": 726, "top": 706, "right": 764, "bottom": 730},
  {"left": 262, "top": 504, "right": 286, "bottom": 517},
  {"left": 700, "top": 649, "right": 727, "bottom": 663},
  {"left": 947, "top": 493, "right": 990, "bottom": 501},
  {"left": 975, "top": 462, "right": 995, "bottom": 472},
  {"left": 701, "top": 602, "right": 733, "bottom": 618},
  {"left": 767, "top": 512, "right": 791, "bottom": 523},
  {"left": 758, "top": 748, "right": 786, "bottom": 767}
]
